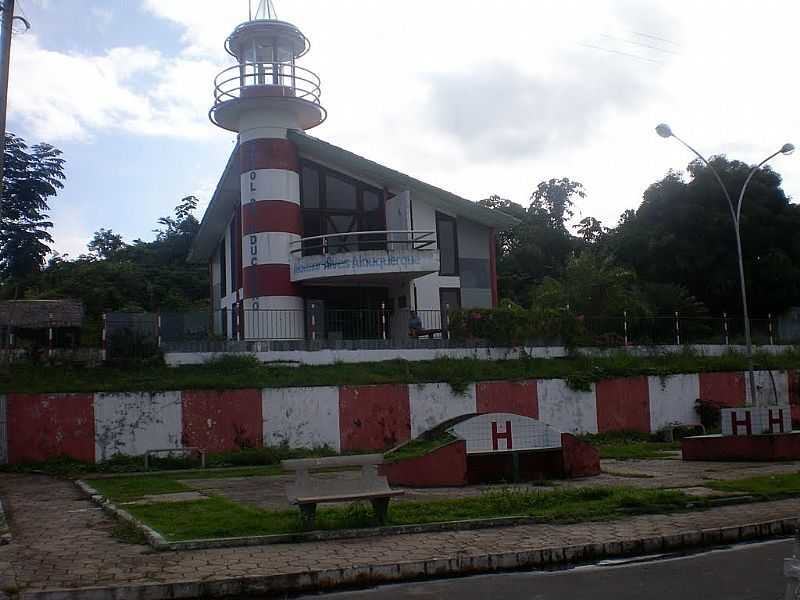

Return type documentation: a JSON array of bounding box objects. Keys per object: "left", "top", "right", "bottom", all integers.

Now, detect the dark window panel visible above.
[
  {"left": 436, "top": 213, "right": 459, "bottom": 276},
  {"left": 325, "top": 174, "right": 357, "bottom": 210},
  {"left": 301, "top": 165, "right": 320, "bottom": 208}
]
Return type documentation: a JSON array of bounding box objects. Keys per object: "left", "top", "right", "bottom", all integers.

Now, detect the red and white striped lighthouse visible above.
[{"left": 210, "top": 1, "right": 326, "bottom": 339}]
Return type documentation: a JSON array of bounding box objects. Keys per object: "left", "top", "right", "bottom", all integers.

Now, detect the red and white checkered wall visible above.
[{"left": 2, "top": 370, "right": 797, "bottom": 464}]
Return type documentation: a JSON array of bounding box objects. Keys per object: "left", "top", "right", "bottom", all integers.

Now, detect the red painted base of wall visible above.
[
  {"left": 682, "top": 432, "right": 800, "bottom": 461},
  {"left": 561, "top": 433, "right": 601, "bottom": 477},
  {"left": 381, "top": 441, "right": 468, "bottom": 487}
]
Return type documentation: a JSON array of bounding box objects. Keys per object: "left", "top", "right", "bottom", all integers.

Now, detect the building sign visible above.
[
  {"left": 291, "top": 249, "right": 439, "bottom": 282},
  {"left": 448, "top": 413, "right": 562, "bottom": 455}
]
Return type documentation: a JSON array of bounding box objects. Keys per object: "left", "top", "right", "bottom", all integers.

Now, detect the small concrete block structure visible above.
[
  {"left": 682, "top": 431, "right": 800, "bottom": 461},
  {"left": 383, "top": 413, "right": 599, "bottom": 486}
]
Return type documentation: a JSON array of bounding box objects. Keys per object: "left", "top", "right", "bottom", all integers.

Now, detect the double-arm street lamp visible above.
[{"left": 655, "top": 123, "right": 794, "bottom": 406}]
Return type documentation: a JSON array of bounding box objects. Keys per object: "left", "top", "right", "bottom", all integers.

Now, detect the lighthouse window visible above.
[
  {"left": 325, "top": 174, "right": 357, "bottom": 210},
  {"left": 301, "top": 165, "right": 320, "bottom": 208}
]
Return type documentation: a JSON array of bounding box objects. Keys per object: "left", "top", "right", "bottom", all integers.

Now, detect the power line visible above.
[
  {"left": 631, "top": 30, "right": 680, "bottom": 47},
  {"left": 578, "top": 43, "right": 662, "bottom": 65},
  {"left": 599, "top": 33, "right": 681, "bottom": 56}
]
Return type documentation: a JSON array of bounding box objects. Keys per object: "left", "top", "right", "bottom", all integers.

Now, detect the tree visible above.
[
  {"left": 88, "top": 228, "right": 127, "bottom": 260},
  {"left": 529, "top": 178, "right": 586, "bottom": 230},
  {"left": 16, "top": 196, "right": 208, "bottom": 316},
  {"left": 0, "top": 134, "right": 65, "bottom": 281},
  {"left": 605, "top": 157, "right": 800, "bottom": 315},
  {"left": 575, "top": 216, "right": 606, "bottom": 244},
  {"left": 480, "top": 180, "right": 588, "bottom": 303}
]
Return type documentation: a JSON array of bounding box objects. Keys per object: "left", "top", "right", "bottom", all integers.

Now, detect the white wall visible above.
[
  {"left": 409, "top": 382, "right": 477, "bottom": 437},
  {"left": 93, "top": 392, "right": 182, "bottom": 461},
  {"left": 262, "top": 387, "right": 341, "bottom": 451},
  {"left": 537, "top": 379, "right": 598, "bottom": 434},
  {"left": 648, "top": 374, "right": 701, "bottom": 432},
  {"left": 745, "top": 370, "right": 789, "bottom": 405},
  {"left": 409, "top": 194, "right": 460, "bottom": 311}
]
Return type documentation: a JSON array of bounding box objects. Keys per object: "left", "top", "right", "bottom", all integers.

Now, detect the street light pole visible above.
[
  {"left": 655, "top": 123, "right": 794, "bottom": 406},
  {"left": 0, "top": 0, "right": 14, "bottom": 203}
]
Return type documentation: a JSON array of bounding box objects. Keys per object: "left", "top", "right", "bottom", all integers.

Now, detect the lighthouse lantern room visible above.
[{"left": 210, "top": 0, "right": 326, "bottom": 134}]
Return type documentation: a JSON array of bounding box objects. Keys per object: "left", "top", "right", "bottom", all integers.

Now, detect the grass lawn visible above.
[
  {"left": 582, "top": 432, "right": 681, "bottom": 460},
  {"left": 385, "top": 432, "right": 457, "bottom": 463},
  {"left": 88, "top": 476, "right": 191, "bottom": 503},
  {"left": 597, "top": 442, "right": 681, "bottom": 460},
  {"left": 2, "top": 348, "right": 799, "bottom": 394},
  {"left": 708, "top": 472, "right": 800, "bottom": 498},
  {"left": 125, "top": 487, "right": 695, "bottom": 541}
]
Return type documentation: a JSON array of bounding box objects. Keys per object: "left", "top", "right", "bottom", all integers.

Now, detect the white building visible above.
[{"left": 188, "top": 7, "right": 517, "bottom": 343}]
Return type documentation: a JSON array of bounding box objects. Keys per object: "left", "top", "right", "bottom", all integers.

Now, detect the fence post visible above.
[
  {"left": 769, "top": 313, "right": 774, "bottom": 346},
  {"left": 380, "top": 302, "right": 387, "bottom": 340},
  {"left": 723, "top": 312, "right": 729, "bottom": 345},
  {"left": 623, "top": 310, "right": 629, "bottom": 346},
  {"left": 674, "top": 311, "right": 681, "bottom": 346},
  {"left": 157, "top": 313, "right": 162, "bottom": 349},
  {"left": 48, "top": 314, "right": 53, "bottom": 359},
  {"left": 101, "top": 313, "right": 107, "bottom": 357}
]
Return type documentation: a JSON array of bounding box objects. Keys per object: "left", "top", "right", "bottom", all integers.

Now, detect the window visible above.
[
  {"left": 219, "top": 241, "right": 227, "bottom": 298},
  {"left": 436, "top": 212, "right": 459, "bottom": 276},
  {"left": 301, "top": 165, "right": 320, "bottom": 208},
  {"left": 229, "top": 218, "right": 238, "bottom": 293},
  {"left": 299, "top": 161, "right": 386, "bottom": 255},
  {"left": 325, "top": 174, "right": 357, "bottom": 210}
]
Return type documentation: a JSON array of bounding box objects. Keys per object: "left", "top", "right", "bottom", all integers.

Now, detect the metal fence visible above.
[
  {"left": 103, "top": 308, "right": 799, "bottom": 353},
  {"left": 581, "top": 313, "right": 791, "bottom": 347}
]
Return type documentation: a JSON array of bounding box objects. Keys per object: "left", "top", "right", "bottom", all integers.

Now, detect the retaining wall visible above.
[{"left": 1, "top": 369, "right": 797, "bottom": 464}]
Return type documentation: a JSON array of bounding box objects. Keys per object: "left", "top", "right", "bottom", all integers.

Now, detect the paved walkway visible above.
[{"left": 1, "top": 473, "right": 800, "bottom": 596}]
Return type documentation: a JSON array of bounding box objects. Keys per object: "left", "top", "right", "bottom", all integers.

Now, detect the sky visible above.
[{"left": 7, "top": 0, "right": 800, "bottom": 258}]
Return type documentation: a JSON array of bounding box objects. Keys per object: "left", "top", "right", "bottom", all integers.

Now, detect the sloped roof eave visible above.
[{"left": 288, "top": 131, "right": 520, "bottom": 229}]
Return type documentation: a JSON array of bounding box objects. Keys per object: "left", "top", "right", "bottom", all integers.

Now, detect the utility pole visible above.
[
  {"left": 0, "top": 0, "right": 27, "bottom": 202},
  {"left": 0, "top": 0, "right": 14, "bottom": 201}
]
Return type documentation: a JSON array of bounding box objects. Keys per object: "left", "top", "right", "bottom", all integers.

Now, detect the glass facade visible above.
[{"left": 300, "top": 161, "right": 386, "bottom": 256}]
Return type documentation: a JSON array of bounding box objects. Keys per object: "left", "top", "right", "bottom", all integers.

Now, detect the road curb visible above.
[{"left": 19, "top": 514, "right": 800, "bottom": 600}]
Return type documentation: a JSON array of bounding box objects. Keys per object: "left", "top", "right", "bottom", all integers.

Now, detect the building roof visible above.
[
  {"left": 0, "top": 300, "right": 84, "bottom": 328},
  {"left": 188, "top": 132, "right": 520, "bottom": 263}
]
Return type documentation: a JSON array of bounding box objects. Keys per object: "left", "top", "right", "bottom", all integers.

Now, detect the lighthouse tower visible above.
[{"left": 210, "top": 1, "right": 325, "bottom": 340}]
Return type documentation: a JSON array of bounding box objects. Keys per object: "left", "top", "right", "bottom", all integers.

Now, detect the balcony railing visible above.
[
  {"left": 212, "top": 61, "right": 322, "bottom": 107},
  {"left": 290, "top": 230, "right": 436, "bottom": 256}
]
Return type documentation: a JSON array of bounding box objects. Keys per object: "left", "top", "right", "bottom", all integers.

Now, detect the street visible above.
[{"left": 293, "top": 539, "right": 793, "bottom": 600}]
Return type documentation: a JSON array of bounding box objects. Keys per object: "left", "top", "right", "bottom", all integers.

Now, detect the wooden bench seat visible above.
[{"left": 282, "top": 454, "right": 403, "bottom": 529}]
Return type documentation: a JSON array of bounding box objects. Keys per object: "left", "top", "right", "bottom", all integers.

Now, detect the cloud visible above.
[
  {"left": 8, "top": 34, "right": 223, "bottom": 142},
  {"left": 423, "top": 48, "right": 661, "bottom": 163}
]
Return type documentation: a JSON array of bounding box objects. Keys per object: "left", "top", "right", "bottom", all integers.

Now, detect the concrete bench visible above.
[{"left": 282, "top": 454, "right": 403, "bottom": 530}]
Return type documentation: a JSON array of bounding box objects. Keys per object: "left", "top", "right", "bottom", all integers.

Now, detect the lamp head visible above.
[
  {"left": 780, "top": 143, "right": 795, "bottom": 155},
  {"left": 655, "top": 123, "right": 673, "bottom": 138}
]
